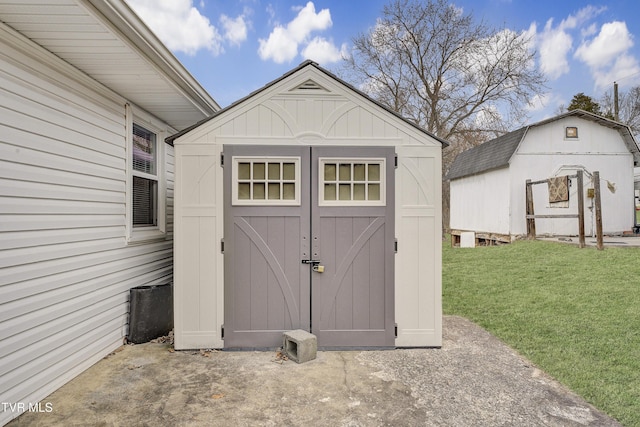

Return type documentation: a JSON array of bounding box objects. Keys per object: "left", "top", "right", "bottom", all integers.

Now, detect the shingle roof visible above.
[
  {"left": 446, "top": 109, "right": 640, "bottom": 180},
  {"left": 445, "top": 127, "right": 527, "bottom": 180}
]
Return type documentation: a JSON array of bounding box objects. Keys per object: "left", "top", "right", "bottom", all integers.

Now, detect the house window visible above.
[
  {"left": 319, "top": 158, "right": 386, "bottom": 206},
  {"left": 132, "top": 124, "right": 158, "bottom": 227},
  {"left": 232, "top": 157, "right": 301, "bottom": 205},
  {"left": 128, "top": 119, "right": 165, "bottom": 242},
  {"left": 565, "top": 126, "right": 578, "bottom": 138}
]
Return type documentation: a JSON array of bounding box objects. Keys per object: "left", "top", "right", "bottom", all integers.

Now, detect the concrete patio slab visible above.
[{"left": 7, "top": 316, "right": 621, "bottom": 427}]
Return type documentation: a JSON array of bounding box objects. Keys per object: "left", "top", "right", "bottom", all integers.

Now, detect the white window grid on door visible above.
[
  {"left": 319, "top": 157, "right": 386, "bottom": 206},
  {"left": 232, "top": 156, "right": 301, "bottom": 205}
]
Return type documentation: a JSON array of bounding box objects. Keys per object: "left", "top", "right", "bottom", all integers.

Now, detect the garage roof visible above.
[{"left": 446, "top": 109, "right": 640, "bottom": 180}]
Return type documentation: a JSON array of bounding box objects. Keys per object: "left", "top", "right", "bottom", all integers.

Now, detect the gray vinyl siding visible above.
[{"left": 0, "top": 35, "right": 173, "bottom": 425}]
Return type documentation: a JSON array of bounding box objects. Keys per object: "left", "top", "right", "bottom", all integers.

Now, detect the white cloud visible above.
[
  {"left": 581, "top": 23, "right": 598, "bottom": 38},
  {"left": 258, "top": 1, "right": 343, "bottom": 64},
  {"left": 575, "top": 21, "right": 634, "bottom": 68},
  {"left": 537, "top": 19, "right": 573, "bottom": 79},
  {"left": 528, "top": 6, "right": 608, "bottom": 81},
  {"left": 127, "top": 0, "right": 223, "bottom": 56},
  {"left": 220, "top": 14, "right": 248, "bottom": 46},
  {"left": 574, "top": 21, "right": 640, "bottom": 90},
  {"left": 592, "top": 54, "right": 640, "bottom": 89},
  {"left": 301, "top": 37, "right": 348, "bottom": 63}
]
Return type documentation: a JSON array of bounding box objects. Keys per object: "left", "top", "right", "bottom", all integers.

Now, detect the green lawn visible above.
[{"left": 443, "top": 239, "right": 640, "bottom": 427}]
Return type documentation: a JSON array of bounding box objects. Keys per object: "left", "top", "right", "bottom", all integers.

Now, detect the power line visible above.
[{"left": 614, "top": 70, "right": 640, "bottom": 84}]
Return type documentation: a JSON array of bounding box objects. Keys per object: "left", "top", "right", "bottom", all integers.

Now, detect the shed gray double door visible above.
[{"left": 223, "top": 145, "right": 395, "bottom": 349}]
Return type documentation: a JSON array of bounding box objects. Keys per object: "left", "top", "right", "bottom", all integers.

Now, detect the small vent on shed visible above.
[{"left": 291, "top": 79, "right": 328, "bottom": 92}]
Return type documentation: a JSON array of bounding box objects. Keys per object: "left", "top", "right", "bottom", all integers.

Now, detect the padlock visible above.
[{"left": 314, "top": 264, "right": 325, "bottom": 273}]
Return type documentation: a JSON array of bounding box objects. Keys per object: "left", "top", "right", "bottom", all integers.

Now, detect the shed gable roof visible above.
[
  {"left": 446, "top": 109, "right": 640, "bottom": 180},
  {"left": 167, "top": 60, "right": 449, "bottom": 146}
]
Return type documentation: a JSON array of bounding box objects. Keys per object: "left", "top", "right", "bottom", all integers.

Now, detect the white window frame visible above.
[
  {"left": 318, "top": 157, "right": 386, "bottom": 206},
  {"left": 126, "top": 105, "right": 166, "bottom": 243},
  {"left": 232, "top": 156, "right": 301, "bottom": 206}
]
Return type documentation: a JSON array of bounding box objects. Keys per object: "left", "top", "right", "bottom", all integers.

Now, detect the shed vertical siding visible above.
[
  {"left": 395, "top": 146, "right": 442, "bottom": 347},
  {"left": 173, "top": 144, "right": 223, "bottom": 349},
  {"left": 0, "top": 34, "right": 174, "bottom": 425}
]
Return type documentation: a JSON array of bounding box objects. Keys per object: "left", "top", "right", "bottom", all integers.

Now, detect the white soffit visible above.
[{"left": 0, "top": 0, "right": 219, "bottom": 131}]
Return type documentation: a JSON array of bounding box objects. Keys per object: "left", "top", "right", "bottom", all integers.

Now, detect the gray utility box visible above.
[{"left": 128, "top": 283, "right": 173, "bottom": 344}]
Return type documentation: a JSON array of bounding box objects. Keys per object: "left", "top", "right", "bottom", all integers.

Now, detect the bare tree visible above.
[
  {"left": 342, "top": 0, "right": 546, "bottom": 141},
  {"left": 342, "top": 0, "right": 546, "bottom": 231},
  {"left": 601, "top": 86, "right": 640, "bottom": 134}
]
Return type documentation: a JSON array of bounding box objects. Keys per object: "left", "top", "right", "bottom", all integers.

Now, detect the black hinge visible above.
[
  {"left": 220, "top": 152, "right": 224, "bottom": 167},
  {"left": 221, "top": 325, "right": 224, "bottom": 339},
  {"left": 394, "top": 239, "right": 398, "bottom": 253},
  {"left": 221, "top": 239, "right": 224, "bottom": 253},
  {"left": 394, "top": 154, "right": 398, "bottom": 168},
  {"left": 394, "top": 323, "right": 398, "bottom": 338}
]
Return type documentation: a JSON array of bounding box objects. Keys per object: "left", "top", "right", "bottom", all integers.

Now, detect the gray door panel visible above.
[
  {"left": 224, "top": 145, "right": 394, "bottom": 349},
  {"left": 223, "top": 145, "right": 310, "bottom": 348},
  {"left": 311, "top": 146, "right": 395, "bottom": 348}
]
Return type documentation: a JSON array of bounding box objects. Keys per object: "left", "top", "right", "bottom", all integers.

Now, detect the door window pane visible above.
[
  {"left": 268, "top": 183, "right": 280, "bottom": 199},
  {"left": 268, "top": 163, "right": 280, "bottom": 180},
  {"left": 324, "top": 164, "right": 336, "bottom": 181},
  {"left": 253, "top": 163, "right": 265, "bottom": 180},
  {"left": 324, "top": 184, "right": 336, "bottom": 200},
  {"left": 368, "top": 184, "right": 380, "bottom": 200},
  {"left": 238, "top": 183, "right": 251, "bottom": 200},
  {"left": 283, "top": 183, "right": 296, "bottom": 200},
  {"left": 339, "top": 164, "right": 351, "bottom": 181},
  {"left": 339, "top": 184, "right": 351, "bottom": 200},
  {"left": 283, "top": 163, "right": 296, "bottom": 180},
  {"left": 368, "top": 164, "right": 380, "bottom": 181},
  {"left": 238, "top": 163, "right": 251, "bottom": 180},
  {"left": 253, "top": 183, "right": 265, "bottom": 199}
]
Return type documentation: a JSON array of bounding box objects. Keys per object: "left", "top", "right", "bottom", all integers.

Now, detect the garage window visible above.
[
  {"left": 319, "top": 158, "right": 385, "bottom": 206},
  {"left": 232, "top": 157, "right": 301, "bottom": 205}
]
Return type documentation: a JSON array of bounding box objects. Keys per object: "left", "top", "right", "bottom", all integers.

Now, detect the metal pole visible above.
[{"left": 614, "top": 82, "right": 619, "bottom": 121}]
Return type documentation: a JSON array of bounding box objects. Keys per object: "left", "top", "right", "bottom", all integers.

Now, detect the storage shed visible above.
[
  {"left": 170, "top": 61, "right": 445, "bottom": 350},
  {"left": 447, "top": 109, "right": 640, "bottom": 241}
]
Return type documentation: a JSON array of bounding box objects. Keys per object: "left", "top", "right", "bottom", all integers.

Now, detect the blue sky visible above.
[{"left": 126, "top": 0, "right": 640, "bottom": 124}]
